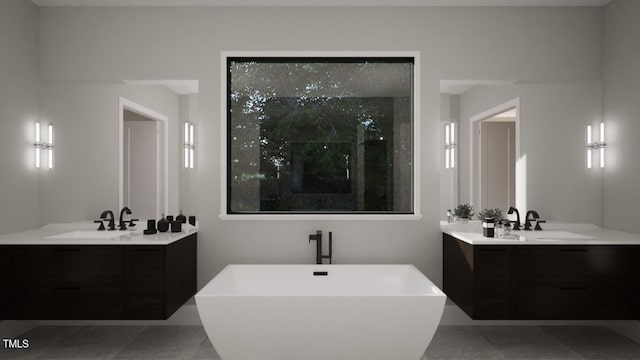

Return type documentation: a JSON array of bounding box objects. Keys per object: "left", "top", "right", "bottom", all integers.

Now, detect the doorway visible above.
[
  {"left": 119, "top": 97, "right": 168, "bottom": 219},
  {"left": 470, "top": 98, "right": 523, "bottom": 213},
  {"left": 479, "top": 112, "right": 515, "bottom": 210}
]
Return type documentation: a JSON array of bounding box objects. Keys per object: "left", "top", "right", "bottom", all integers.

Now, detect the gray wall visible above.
[
  {"left": 603, "top": 0, "right": 640, "bottom": 234},
  {"left": 36, "top": 5, "right": 603, "bottom": 287},
  {"left": 0, "top": 0, "right": 40, "bottom": 235},
  {"left": 38, "top": 83, "right": 180, "bottom": 224},
  {"left": 457, "top": 83, "right": 604, "bottom": 225}
]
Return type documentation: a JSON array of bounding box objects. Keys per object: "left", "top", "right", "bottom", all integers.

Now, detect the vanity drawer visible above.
[
  {"left": 7, "top": 246, "right": 125, "bottom": 286},
  {"left": 6, "top": 286, "right": 125, "bottom": 320},
  {"left": 513, "top": 246, "right": 630, "bottom": 284},
  {"left": 513, "top": 284, "right": 632, "bottom": 320}
]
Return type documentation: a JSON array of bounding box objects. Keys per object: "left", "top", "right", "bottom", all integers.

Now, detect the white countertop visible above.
[
  {"left": 441, "top": 221, "right": 640, "bottom": 245},
  {"left": 0, "top": 221, "right": 197, "bottom": 245}
]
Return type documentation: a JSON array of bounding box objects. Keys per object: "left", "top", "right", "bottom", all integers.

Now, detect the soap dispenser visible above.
[{"left": 157, "top": 214, "right": 170, "bottom": 233}]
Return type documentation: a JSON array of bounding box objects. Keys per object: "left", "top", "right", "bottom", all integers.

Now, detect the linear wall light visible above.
[
  {"left": 34, "top": 122, "right": 54, "bottom": 169},
  {"left": 184, "top": 122, "right": 195, "bottom": 169},
  {"left": 586, "top": 122, "right": 606, "bottom": 169},
  {"left": 444, "top": 121, "right": 456, "bottom": 169}
]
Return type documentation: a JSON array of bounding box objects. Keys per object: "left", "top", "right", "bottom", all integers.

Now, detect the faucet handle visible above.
[
  {"left": 118, "top": 221, "right": 128, "bottom": 231},
  {"left": 94, "top": 220, "right": 105, "bottom": 231},
  {"left": 534, "top": 220, "right": 546, "bottom": 231},
  {"left": 128, "top": 218, "right": 139, "bottom": 227},
  {"left": 511, "top": 220, "right": 521, "bottom": 231}
]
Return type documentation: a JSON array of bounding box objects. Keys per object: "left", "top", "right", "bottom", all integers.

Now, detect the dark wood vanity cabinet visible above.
[
  {"left": 126, "top": 235, "right": 197, "bottom": 319},
  {"left": 0, "top": 233, "right": 196, "bottom": 320},
  {"left": 442, "top": 233, "right": 511, "bottom": 319},
  {"left": 0, "top": 248, "right": 7, "bottom": 319},
  {"left": 443, "top": 233, "right": 635, "bottom": 320}
]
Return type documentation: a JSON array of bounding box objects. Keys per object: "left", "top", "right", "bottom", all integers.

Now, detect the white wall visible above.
[
  {"left": 603, "top": 0, "right": 640, "bottom": 234},
  {"left": 38, "top": 83, "right": 180, "bottom": 224},
  {"left": 35, "top": 5, "right": 603, "bottom": 288},
  {"left": 458, "top": 83, "right": 604, "bottom": 225},
  {"left": 0, "top": 0, "right": 40, "bottom": 235}
]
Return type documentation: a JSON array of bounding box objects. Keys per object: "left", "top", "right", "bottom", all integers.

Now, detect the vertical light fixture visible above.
[
  {"left": 586, "top": 122, "right": 606, "bottom": 170},
  {"left": 189, "top": 123, "right": 195, "bottom": 169},
  {"left": 47, "top": 124, "right": 54, "bottom": 169},
  {"left": 444, "top": 121, "right": 456, "bottom": 169},
  {"left": 35, "top": 122, "right": 41, "bottom": 168},
  {"left": 586, "top": 124, "right": 593, "bottom": 169},
  {"left": 599, "top": 122, "right": 605, "bottom": 168},
  {"left": 450, "top": 122, "right": 456, "bottom": 169},
  {"left": 34, "top": 122, "right": 54, "bottom": 170},
  {"left": 184, "top": 122, "right": 195, "bottom": 169}
]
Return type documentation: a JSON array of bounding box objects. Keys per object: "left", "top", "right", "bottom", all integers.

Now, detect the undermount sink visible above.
[
  {"left": 523, "top": 230, "right": 594, "bottom": 241},
  {"left": 47, "top": 230, "right": 132, "bottom": 239}
]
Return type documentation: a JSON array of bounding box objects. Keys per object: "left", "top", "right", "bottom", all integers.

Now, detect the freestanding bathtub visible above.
[{"left": 195, "top": 264, "right": 446, "bottom": 360}]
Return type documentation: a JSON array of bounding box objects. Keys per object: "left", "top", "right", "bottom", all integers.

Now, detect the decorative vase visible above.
[{"left": 176, "top": 210, "right": 187, "bottom": 224}]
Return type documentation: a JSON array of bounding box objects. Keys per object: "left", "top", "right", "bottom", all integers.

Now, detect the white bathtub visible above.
[{"left": 195, "top": 264, "right": 446, "bottom": 360}]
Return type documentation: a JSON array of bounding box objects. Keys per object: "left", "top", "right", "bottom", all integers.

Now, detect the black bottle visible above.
[
  {"left": 157, "top": 214, "right": 170, "bottom": 233},
  {"left": 176, "top": 210, "right": 187, "bottom": 224}
]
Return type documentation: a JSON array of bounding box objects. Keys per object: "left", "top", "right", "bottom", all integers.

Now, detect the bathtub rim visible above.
[{"left": 195, "top": 263, "right": 446, "bottom": 298}]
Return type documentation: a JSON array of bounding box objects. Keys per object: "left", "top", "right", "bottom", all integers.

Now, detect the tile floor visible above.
[{"left": 2, "top": 325, "right": 640, "bottom": 359}]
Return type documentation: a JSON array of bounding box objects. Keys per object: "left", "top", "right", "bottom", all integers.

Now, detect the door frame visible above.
[
  {"left": 469, "top": 97, "right": 524, "bottom": 213},
  {"left": 118, "top": 97, "right": 169, "bottom": 218}
]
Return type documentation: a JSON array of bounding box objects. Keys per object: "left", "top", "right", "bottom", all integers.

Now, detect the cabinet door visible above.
[
  {"left": 632, "top": 248, "right": 640, "bottom": 320},
  {"left": 166, "top": 234, "right": 197, "bottom": 317},
  {"left": 442, "top": 233, "right": 474, "bottom": 317},
  {"left": 126, "top": 247, "right": 165, "bottom": 319},
  {"left": 474, "top": 246, "right": 510, "bottom": 319}
]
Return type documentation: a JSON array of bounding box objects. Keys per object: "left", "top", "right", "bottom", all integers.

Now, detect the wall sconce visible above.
[
  {"left": 444, "top": 121, "right": 456, "bottom": 169},
  {"left": 586, "top": 122, "right": 606, "bottom": 169},
  {"left": 34, "top": 122, "right": 54, "bottom": 169},
  {"left": 184, "top": 122, "right": 195, "bottom": 169}
]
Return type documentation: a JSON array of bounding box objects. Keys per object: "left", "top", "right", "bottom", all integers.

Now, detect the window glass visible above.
[{"left": 228, "top": 57, "right": 414, "bottom": 214}]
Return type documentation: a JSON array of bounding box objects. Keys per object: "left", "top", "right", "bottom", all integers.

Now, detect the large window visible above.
[{"left": 227, "top": 56, "right": 415, "bottom": 214}]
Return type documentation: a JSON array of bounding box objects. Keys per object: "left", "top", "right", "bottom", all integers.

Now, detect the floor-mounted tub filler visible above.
[{"left": 195, "top": 264, "right": 446, "bottom": 360}]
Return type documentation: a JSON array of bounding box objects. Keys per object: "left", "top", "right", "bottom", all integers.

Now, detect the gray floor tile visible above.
[
  {"left": 0, "top": 326, "right": 84, "bottom": 360},
  {"left": 6, "top": 324, "right": 640, "bottom": 360},
  {"left": 425, "top": 326, "right": 507, "bottom": 360},
  {"left": 541, "top": 326, "right": 640, "bottom": 360},
  {"left": 477, "top": 326, "right": 583, "bottom": 360},
  {"left": 35, "top": 325, "right": 146, "bottom": 360},
  {"left": 113, "top": 325, "right": 206, "bottom": 360},
  {"left": 191, "top": 337, "right": 220, "bottom": 360}
]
